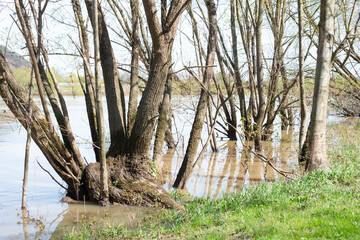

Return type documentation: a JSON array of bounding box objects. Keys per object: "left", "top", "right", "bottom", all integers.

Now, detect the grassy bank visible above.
[{"left": 62, "top": 120, "right": 360, "bottom": 239}]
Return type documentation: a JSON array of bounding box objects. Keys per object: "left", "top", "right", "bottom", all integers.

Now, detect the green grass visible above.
[{"left": 62, "top": 121, "right": 360, "bottom": 239}]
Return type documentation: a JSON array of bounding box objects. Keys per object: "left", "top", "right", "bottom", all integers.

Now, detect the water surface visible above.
[{"left": 0, "top": 96, "right": 301, "bottom": 239}]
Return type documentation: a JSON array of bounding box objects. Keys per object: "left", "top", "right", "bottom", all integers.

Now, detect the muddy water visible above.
[
  {"left": 0, "top": 96, "right": 300, "bottom": 239},
  {"left": 159, "top": 131, "right": 298, "bottom": 198}
]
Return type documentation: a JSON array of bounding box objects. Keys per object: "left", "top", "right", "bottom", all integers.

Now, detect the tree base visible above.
[{"left": 81, "top": 156, "right": 182, "bottom": 209}]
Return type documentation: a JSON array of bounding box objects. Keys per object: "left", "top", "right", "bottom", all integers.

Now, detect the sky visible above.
[
  {"left": 0, "top": 0, "right": 327, "bottom": 80},
  {"left": 0, "top": 0, "right": 272, "bottom": 78}
]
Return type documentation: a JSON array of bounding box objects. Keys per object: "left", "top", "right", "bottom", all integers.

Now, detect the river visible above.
[{"left": 0, "top": 96, "right": 301, "bottom": 239}]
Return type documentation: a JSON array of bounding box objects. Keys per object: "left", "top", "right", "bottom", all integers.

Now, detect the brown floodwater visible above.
[
  {"left": 158, "top": 134, "right": 298, "bottom": 198},
  {"left": 0, "top": 96, "right": 346, "bottom": 239}
]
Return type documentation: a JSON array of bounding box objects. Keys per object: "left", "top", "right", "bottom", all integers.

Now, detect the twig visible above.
[{"left": 37, "top": 160, "right": 67, "bottom": 190}]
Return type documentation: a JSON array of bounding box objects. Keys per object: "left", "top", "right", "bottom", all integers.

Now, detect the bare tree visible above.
[
  {"left": 173, "top": 0, "right": 217, "bottom": 189},
  {"left": 306, "top": 0, "right": 335, "bottom": 171},
  {"left": 298, "top": 0, "right": 307, "bottom": 150},
  {"left": 0, "top": 0, "right": 190, "bottom": 208},
  {"left": 21, "top": 70, "right": 34, "bottom": 210},
  {"left": 72, "top": 0, "right": 99, "bottom": 162},
  {"left": 93, "top": 0, "right": 109, "bottom": 205}
]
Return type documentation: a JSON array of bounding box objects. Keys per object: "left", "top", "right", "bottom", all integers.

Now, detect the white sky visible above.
[{"left": 2, "top": 0, "right": 358, "bottom": 81}]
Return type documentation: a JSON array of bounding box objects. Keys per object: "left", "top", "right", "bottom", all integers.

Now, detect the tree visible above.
[
  {"left": 173, "top": 0, "right": 217, "bottom": 188},
  {"left": 93, "top": 0, "right": 109, "bottom": 205},
  {"left": 306, "top": 0, "right": 335, "bottom": 171},
  {"left": 0, "top": 0, "right": 189, "bottom": 208},
  {"left": 298, "top": 0, "right": 307, "bottom": 150}
]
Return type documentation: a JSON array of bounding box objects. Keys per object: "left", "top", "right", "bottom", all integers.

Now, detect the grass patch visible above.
[{"left": 62, "top": 120, "right": 360, "bottom": 239}]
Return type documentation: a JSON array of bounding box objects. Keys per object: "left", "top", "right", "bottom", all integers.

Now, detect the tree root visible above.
[{"left": 82, "top": 156, "right": 182, "bottom": 209}]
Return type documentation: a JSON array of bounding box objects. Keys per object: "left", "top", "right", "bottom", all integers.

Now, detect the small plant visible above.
[{"left": 112, "top": 180, "right": 119, "bottom": 186}]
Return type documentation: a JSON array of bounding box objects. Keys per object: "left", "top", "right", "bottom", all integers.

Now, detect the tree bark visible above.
[
  {"left": 153, "top": 74, "right": 172, "bottom": 164},
  {"left": 93, "top": 0, "right": 109, "bottom": 205},
  {"left": 127, "top": 0, "right": 140, "bottom": 136},
  {"left": 173, "top": 0, "right": 217, "bottom": 189},
  {"left": 230, "top": 0, "right": 247, "bottom": 132},
  {"left": 0, "top": 50, "right": 82, "bottom": 196},
  {"left": 72, "top": 0, "right": 99, "bottom": 162},
  {"left": 254, "top": 0, "right": 266, "bottom": 150},
  {"left": 85, "top": 0, "right": 127, "bottom": 155},
  {"left": 127, "top": 0, "right": 186, "bottom": 156},
  {"left": 22, "top": 70, "right": 34, "bottom": 210},
  {"left": 306, "top": 0, "right": 335, "bottom": 171},
  {"left": 298, "top": 0, "right": 307, "bottom": 150}
]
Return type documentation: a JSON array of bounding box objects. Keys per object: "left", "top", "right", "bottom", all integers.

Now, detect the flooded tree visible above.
[
  {"left": 173, "top": 0, "right": 218, "bottom": 188},
  {"left": 0, "top": 0, "right": 359, "bottom": 208},
  {"left": 0, "top": 0, "right": 189, "bottom": 208}
]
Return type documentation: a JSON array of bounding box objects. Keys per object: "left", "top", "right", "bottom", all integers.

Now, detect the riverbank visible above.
[{"left": 61, "top": 120, "right": 360, "bottom": 239}]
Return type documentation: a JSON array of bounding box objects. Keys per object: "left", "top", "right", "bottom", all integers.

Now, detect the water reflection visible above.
[
  {"left": 21, "top": 209, "right": 29, "bottom": 240},
  {"left": 51, "top": 204, "right": 151, "bottom": 239},
  {"left": 159, "top": 130, "right": 299, "bottom": 198}
]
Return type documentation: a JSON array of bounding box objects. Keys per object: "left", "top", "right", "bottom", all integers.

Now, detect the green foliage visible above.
[{"left": 62, "top": 121, "right": 360, "bottom": 239}]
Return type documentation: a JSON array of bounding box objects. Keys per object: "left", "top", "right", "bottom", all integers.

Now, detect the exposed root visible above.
[{"left": 83, "top": 156, "right": 182, "bottom": 209}]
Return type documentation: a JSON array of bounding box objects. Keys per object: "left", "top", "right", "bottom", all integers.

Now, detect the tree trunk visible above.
[
  {"left": 93, "top": 0, "right": 109, "bottom": 205},
  {"left": 215, "top": 46, "right": 237, "bottom": 140},
  {"left": 127, "top": 0, "right": 185, "bottom": 156},
  {"left": 306, "top": 0, "right": 335, "bottom": 171},
  {"left": 85, "top": 0, "right": 127, "bottom": 156},
  {"left": 2, "top": 0, "right": 191, "bottom": 209},
  {"left": 254, "top": 0, "right": 266, "bottom": 150},
  {"left": 230, "top": 0, "right": 247, "bottom": 132},
  {"left": 153, "top": 74, "right": 172, "bottom": 164},
  {"left": 298, "top": 0, "right": 307, "bottom": 150},
  {"left": 262, "top": 0, "right": 287, "bottom": 140},
  {"left": 1, "top": 49, "right": 181, "bottom": 208},
  {"left": 22, "top": 70, "right": 34, "bottom": 210},
  {"left": 173, "top": 0, "right": 217, "bottom": 189},
  {"left": 0, "top": 50, "right": 82, "bottom": 196},
  {"left": 127, "top": 0, "right": 140, "bottom": 136},
  {"left": 72, "top": 0, "right": 99, "bottom": 162}
]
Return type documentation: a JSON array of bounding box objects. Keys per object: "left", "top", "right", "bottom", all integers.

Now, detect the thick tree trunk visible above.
[
  {"left": 3, "top": 0, "right": 189, "bottom": 209},
  {"left": 1, "top": 50, "right": 180, "bottom": 208},
  {"left": 173, "top": 0, "right": 217, "bottom": 189},
  {"left": 306, "top": 0, "right": 335, "bottom": 171},
  {"left": 127, "top": 0, "right": 185, "bottom": 156},
  {"left": 84, "top": 156, "right": 181, "bottom": 209},
  {"left": 85, "top": 0, "right": 127, "bottom": 155}
]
